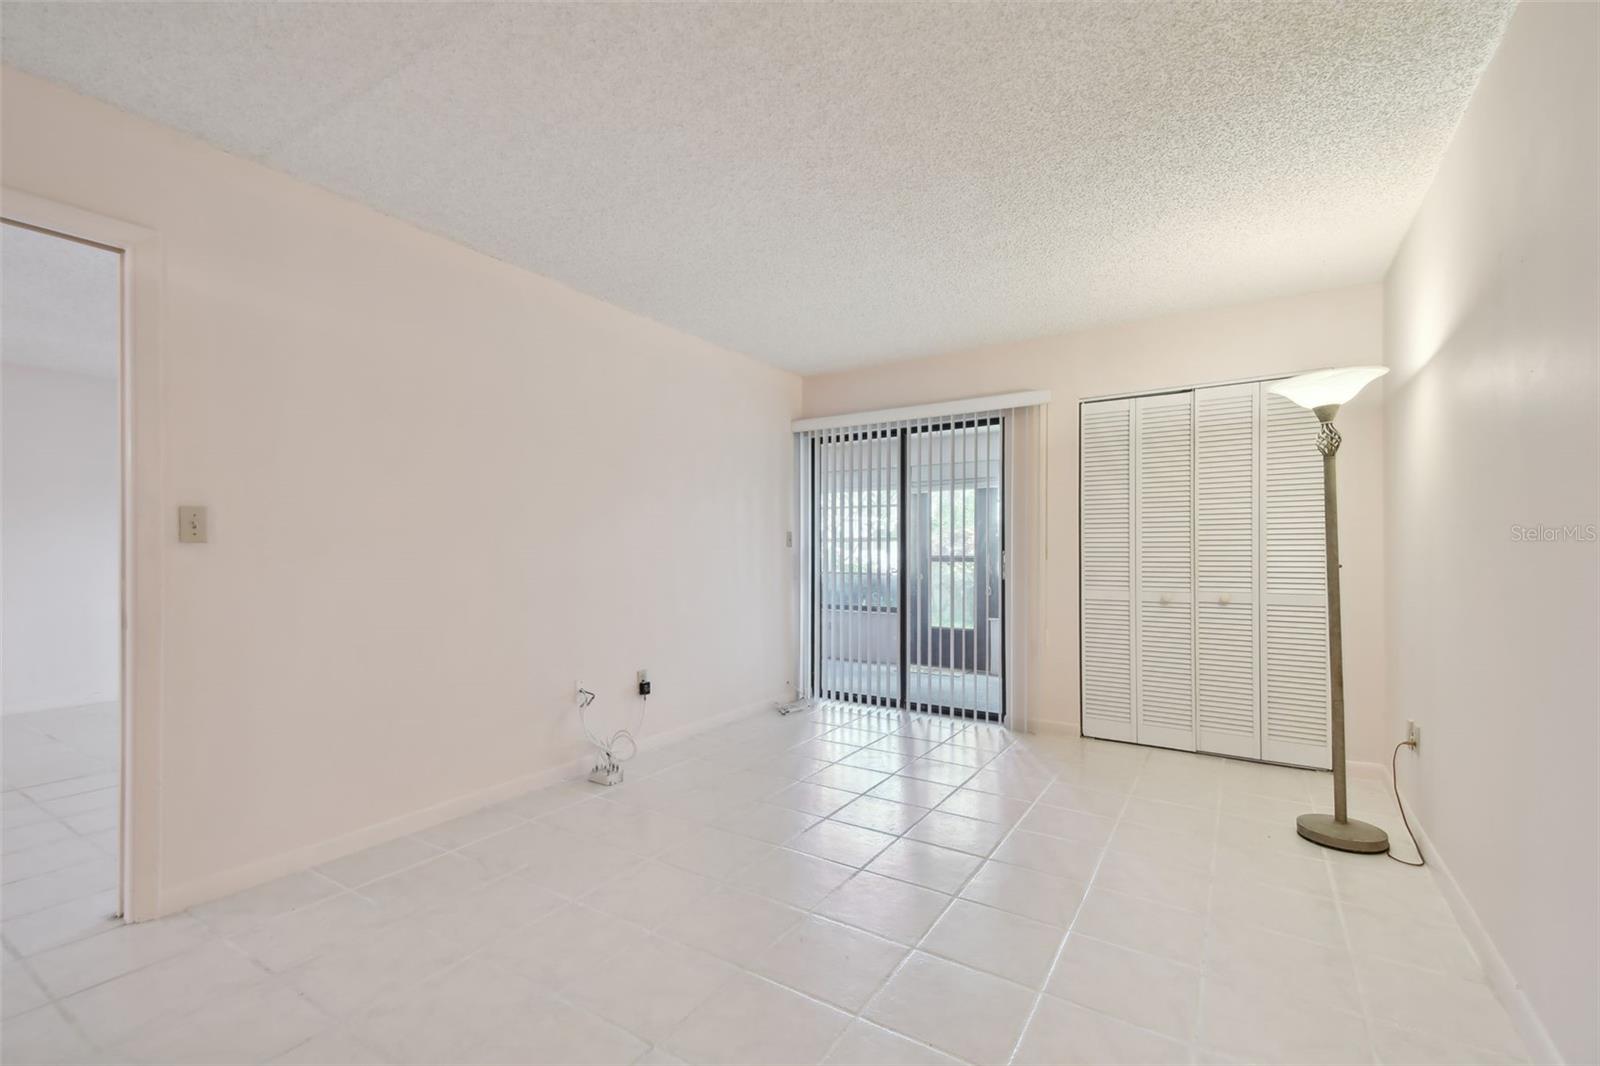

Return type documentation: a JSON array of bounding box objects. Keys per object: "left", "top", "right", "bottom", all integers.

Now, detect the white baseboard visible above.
[
  {"left": 1346, "top": 758, "right": 1387, "bottom": 780},
  {"left": 1387, "top": 760, "right": 1565, "bottom": 1065},
  {"left": 1030, "top": 720, "right": 1364, "bottom": 778},
  {"left": 625, "top": 695, "right": 782, "bottom": 756},
  {"left": 155, "top": 695, "right": 782, "bottom": 915},
  {"left": 1025, "top": 718, "right": 1079, "bottom": 736}
]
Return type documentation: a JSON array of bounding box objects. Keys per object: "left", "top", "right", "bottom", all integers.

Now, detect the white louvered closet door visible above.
[
  {"left": 1133, "top": 392, "right": 1196, "bottom": 752},
  {"left": 1261, "top": 386, "right": 1332, "bottom": 769},
  {"left": 1194, "top": 384, "right": 1260, "bottom": 759},
  {"left": 1079, "top": 400, "right": 1135, "bottom": 742}
]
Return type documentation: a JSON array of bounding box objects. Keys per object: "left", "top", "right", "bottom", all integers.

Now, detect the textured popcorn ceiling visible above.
[{"left": 1, "top": 2, "right": 1513, "bottom": 373}]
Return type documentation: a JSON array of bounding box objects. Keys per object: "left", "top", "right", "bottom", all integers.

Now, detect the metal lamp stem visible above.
[
  {"left": 1294, "top": 404, "right": 1389, "bottom": 854},
  {"left": 1321, "top": 424, "right": 1348, "bottom": 826}
]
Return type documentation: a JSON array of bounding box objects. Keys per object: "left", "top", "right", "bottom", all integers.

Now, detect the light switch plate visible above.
[{"left": 178, "top": 505, "right": 207, "bottom": 543}]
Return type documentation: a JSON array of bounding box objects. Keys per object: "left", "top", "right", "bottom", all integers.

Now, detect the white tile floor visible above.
[
  {"left": 1, "top": 702, "right": 1528, "bottom": 1065},
  {"left": 820, "top": 663, "right": 1003, "bottom": 717},
  {"left": 3, "top": 703, "right": 122, "bottom": 974}
]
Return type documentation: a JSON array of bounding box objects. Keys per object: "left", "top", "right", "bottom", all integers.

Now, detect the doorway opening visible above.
[{"left": 2, "top": 220, "right": 125, "bottom": 940}]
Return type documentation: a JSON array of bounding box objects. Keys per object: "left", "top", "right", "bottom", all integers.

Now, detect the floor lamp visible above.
[{"left": 1268, "top": 366, "right": 1390, "bottom": 854}]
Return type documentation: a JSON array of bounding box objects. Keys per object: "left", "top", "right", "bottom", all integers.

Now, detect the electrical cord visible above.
[
  {"left": 577, "top": 687, "right": 647, "bottom": 765},
  {"left": 1388, "top": 739, "right": 1426, "bottom": 867}
]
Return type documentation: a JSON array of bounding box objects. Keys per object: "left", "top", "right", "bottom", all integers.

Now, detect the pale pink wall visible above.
[
  {"left": 802, "top": 284, "right": 1388, "bottom": 761},
  {"left": 1, "top": 68, "right": 800, "bottom": 910},
  {"left": 1384, "top": 3, "right": 1597, "bottom": 1060}
]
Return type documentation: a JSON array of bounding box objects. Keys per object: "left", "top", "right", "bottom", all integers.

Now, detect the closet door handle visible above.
[
  {"left": 1219, "top": 593, "right": 1232, "bottom": 606},
  {"left": 1159, "top": 592, "right": 1173, "bottom": 606}
]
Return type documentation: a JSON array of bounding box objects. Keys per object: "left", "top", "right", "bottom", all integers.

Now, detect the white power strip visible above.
[{"left": 588, "top": 756, "right": 624, "bottom": 786}]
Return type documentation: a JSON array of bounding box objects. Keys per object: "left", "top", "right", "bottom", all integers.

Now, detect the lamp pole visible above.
[{"left": 1294, "top": 403, "right": 1388, "bottom": 853}]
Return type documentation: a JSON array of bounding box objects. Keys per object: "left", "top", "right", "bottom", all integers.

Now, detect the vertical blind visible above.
[
  {"left": 793, "top": 394, "right": 1049, "bottom": 731},
  {"left": 814, "top": 424, "right": 902, "bottom": 708}
]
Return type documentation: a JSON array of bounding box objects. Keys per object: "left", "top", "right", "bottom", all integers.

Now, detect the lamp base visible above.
[{"left": 1296, "top": 813, "right": 1389, "bottom": 854}]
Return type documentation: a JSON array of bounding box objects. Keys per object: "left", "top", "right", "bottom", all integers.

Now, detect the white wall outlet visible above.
[{"left": 1406, "top": 720, "right": 1422, "bottom": 749}]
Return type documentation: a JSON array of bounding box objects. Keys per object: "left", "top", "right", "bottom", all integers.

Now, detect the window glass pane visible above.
[
  {"left": 930, "top": 560, "right": 976, "bottom": 628},
  {"left": 821, "top": 490, "right": 899, "bottom": 543},
  {"left": 819, "top": 482, "right": 900, "bottom": 611},
  {"left": 822, "top": 568, "right": 898, "bottom": 610},
  {"left": 930, "top": 488, "right": 977, "bottom": 557}
]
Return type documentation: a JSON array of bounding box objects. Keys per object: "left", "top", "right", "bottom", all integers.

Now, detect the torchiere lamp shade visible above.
[{"left": 1268, "top": 366, "right": 1389, "bottom": 410}]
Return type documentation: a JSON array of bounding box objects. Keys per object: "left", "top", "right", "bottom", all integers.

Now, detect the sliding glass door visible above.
[
  {"left": 905, "top": 420, "right": 1003, "bottom": 717},
  {"left": 815, "top": 428, "right": 901, "bottom": 706},
  {"left": 812, "top": 417, "right": 1004, "bottom": 719}
]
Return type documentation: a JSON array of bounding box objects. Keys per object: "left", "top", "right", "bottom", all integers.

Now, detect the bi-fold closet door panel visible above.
[
  {"left": 1079, "top": 400, "right": 1135, "bottom": 742},
  {"left": 1133, "top": 392, "right": 1196, "bottom": 752},
  {"left": 1194, "top": 384, "right": 1260, "bottom": 759},
  {"left": 1261, "top": 388, "right": 1332, "bottom": 769},
  {"left": 1079, "top": 381, "right": 1330, "bottom": 770}
]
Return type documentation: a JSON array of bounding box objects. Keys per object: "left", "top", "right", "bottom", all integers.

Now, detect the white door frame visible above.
[{"left": 2, "top": 188, "right": 164, "bottom": 921}]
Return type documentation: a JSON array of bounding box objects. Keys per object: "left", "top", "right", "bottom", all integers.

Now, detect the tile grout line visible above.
[
  {"left": 8, "top": 704, "right": 1515, "bottom": 1065},
  {"left": 1186, "top": 767, "right": 1225, "bottom": 1064},
  {"left": 816, "top": 719, "right": 1093, "bottom": 1065},
  {"left": 222, "top": 703, "right": 987, "bottom": 1065},
  {"left": 602, "top": 703, "right": 994, "bottom": 1060},
  {"left": 1001, "top": 748, "right": 1143, "bottom": 1066},
  {"left": 810, "top": 713, "right": 1017, "bottom": 1064},
  {"left": 1329, "top": 848, "right": 1389, "bottom": 1066},
  {"left": 23, "top": 784, "right": 591, "bottom": 1053},
  {"left": 400, "top": 705, "right": 985, "bottom": 1065},
  {"left": 457, "top": 713, "right": 1146, "bottom": 1063}
]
